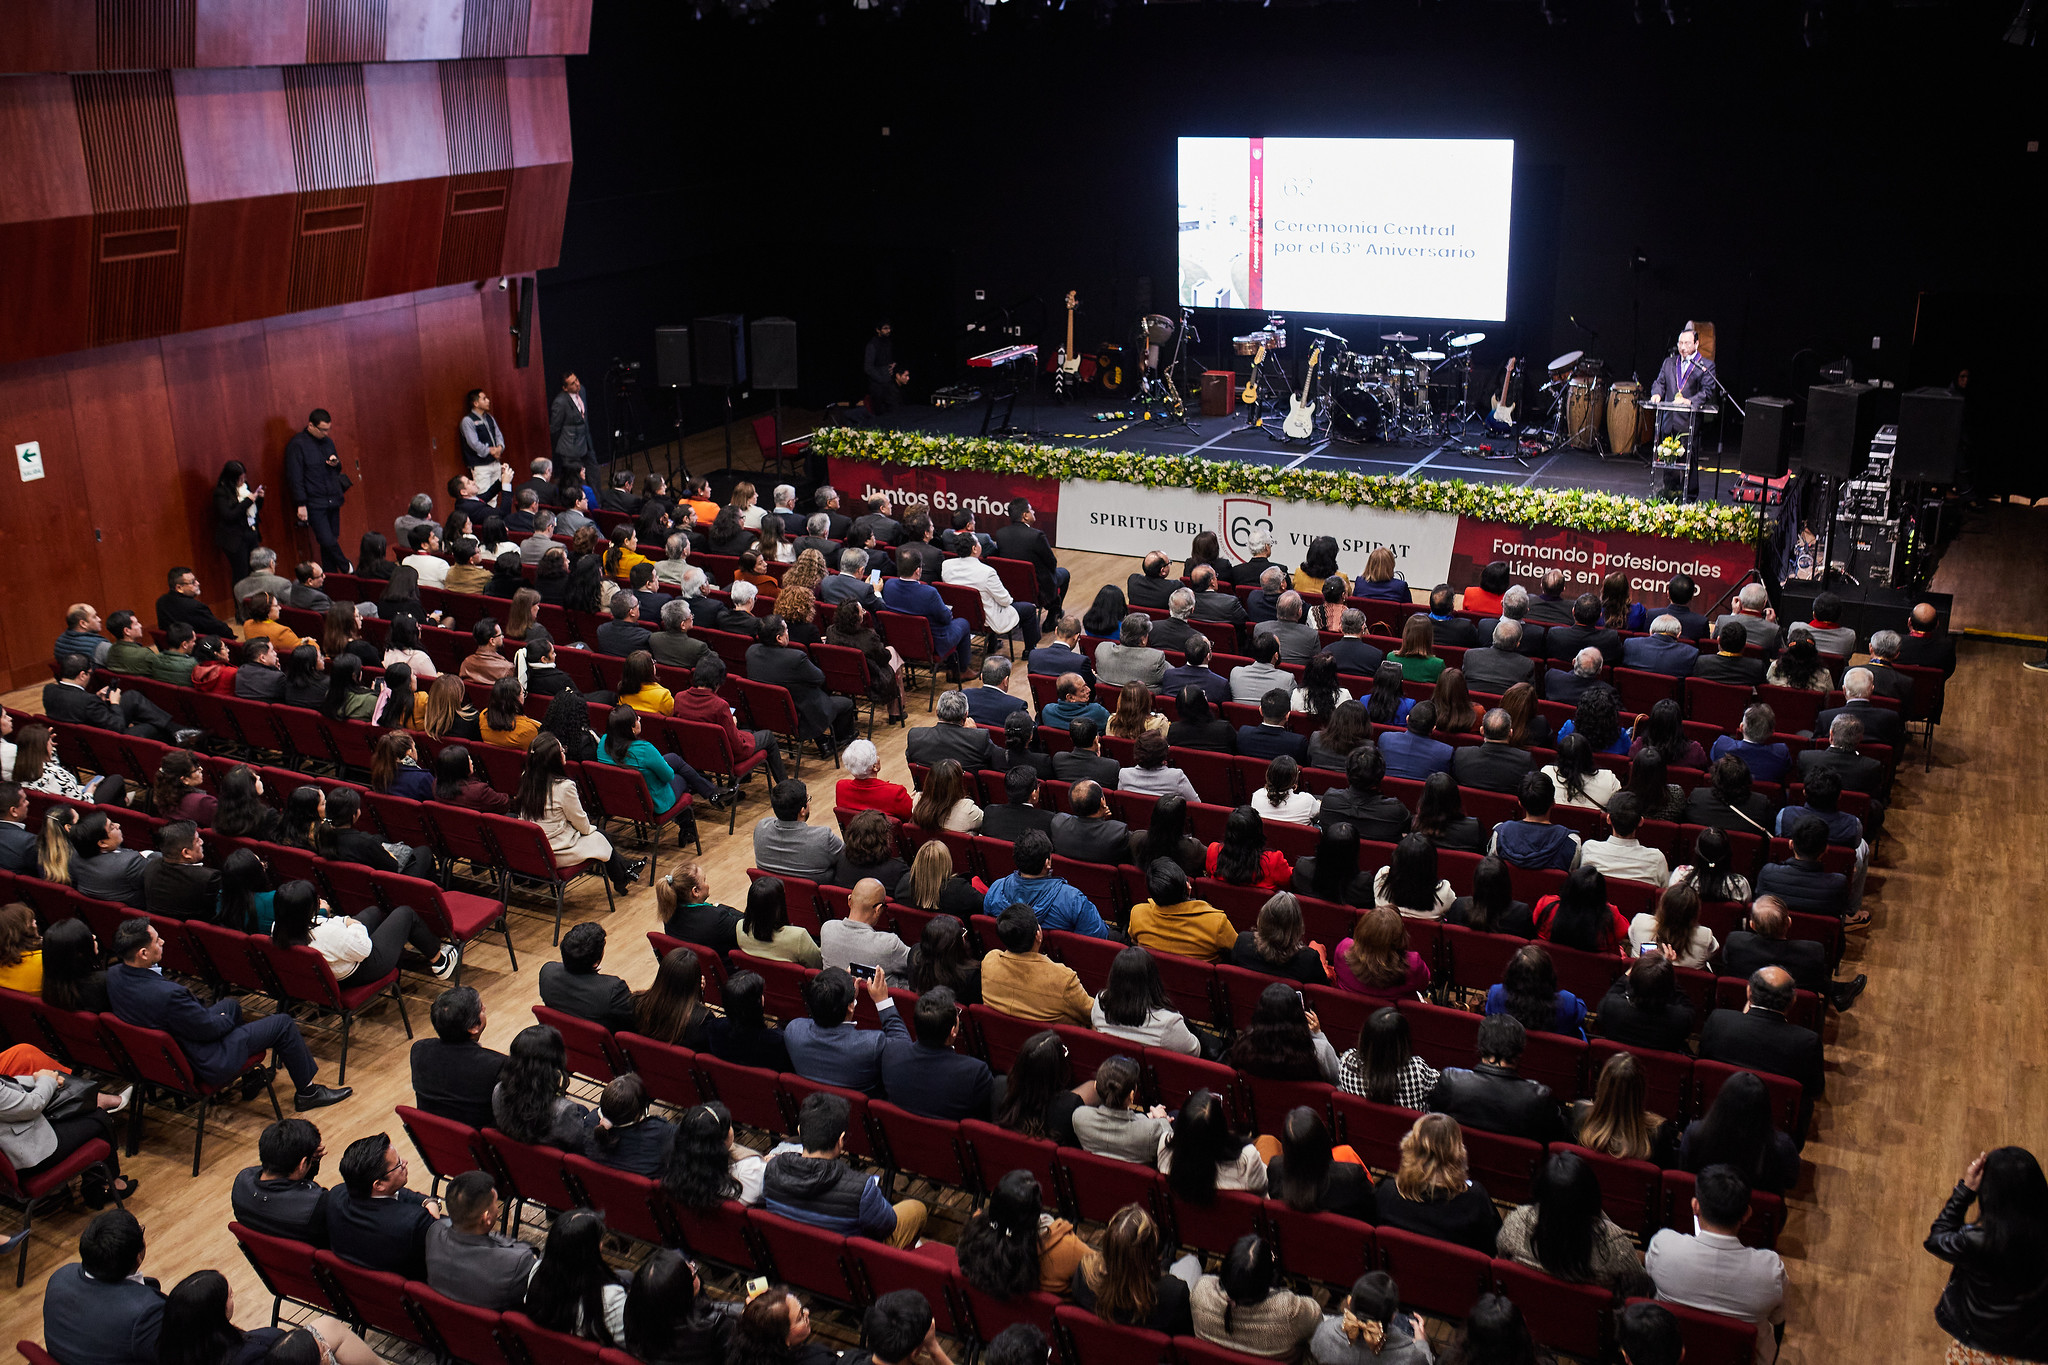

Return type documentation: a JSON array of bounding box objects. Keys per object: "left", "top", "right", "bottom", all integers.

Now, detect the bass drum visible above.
[
  {"left": 1092, "top": 345, "right": 1131, "bottom": 397},
  {"left": 1328, "top": 382, "right": 1390, "bottom": 444},
  {"left": 1606, "top": 380, "right": 1650, "bottom": 455},
  {"left": 1565, "top": 375, "right": 1606, "bottom": 451}
]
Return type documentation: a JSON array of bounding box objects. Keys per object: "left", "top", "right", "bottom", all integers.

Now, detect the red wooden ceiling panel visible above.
[
  {"left": 0, "top": 75, "right": 92, "bottom": 226},
  {"left": 384, "top": 0, "right": 467, "bottom": 62},
  {"left": 194, "top": 0, "right": 309, "bottom": 68},
  {"left": 173, "top": 67, "right": 298, "bottom": 204},
  {"left": 525, "top": 0, "right": 591, "bottom": 57},
  {"left": 364, "top": 60, "right": 450, "bottom": 183},
  {"left": 505, "top": 56, "right": 570, "bottom": 168}
]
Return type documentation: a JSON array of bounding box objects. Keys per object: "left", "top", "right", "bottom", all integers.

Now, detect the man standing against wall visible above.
[
  {"left": 285, "top": 408, "right": 353, "bottom": 572},
  {"left": 550, "top": 373, "right": 594, "bottom": 467}
]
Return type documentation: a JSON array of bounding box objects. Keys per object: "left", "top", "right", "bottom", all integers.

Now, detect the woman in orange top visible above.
[
  {"left": 479, "top": 676, "right": 540, "bottom": 750},
  {"left": 732, "top": 550, "right": 779, "bottom": 593},
  {"left": 240, "top": 592, "right": 305, "bottom": 653}
]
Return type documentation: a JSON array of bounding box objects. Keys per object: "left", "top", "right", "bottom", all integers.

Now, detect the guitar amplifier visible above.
[{"left": 1200, "top": 370, "right": 1237, "bottom": 417}]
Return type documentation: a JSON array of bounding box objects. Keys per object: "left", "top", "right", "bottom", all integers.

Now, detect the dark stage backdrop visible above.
[{"left": 540, "top": 0, "right": 2045, "bottom": 492}]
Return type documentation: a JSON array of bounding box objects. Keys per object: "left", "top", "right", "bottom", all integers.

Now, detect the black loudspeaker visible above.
[
  {"left": 1895, "top": 386, "right": 1965, "bottom": 483},
  {"left": 1804, "top": 383, "right": 1879, "bottom": 478},
  {"left": 512, "top": 277, "right": 534, "bottom": 368},
  {"left": 1740, "top": 396, "right": 1792, "bottom": 476},
  {"left": 654, "top": 326, "right": 692, "bottom": 388},
  {"left": 692, "top": 314, "right": 747, "bottom": 388},
  {"left": 750, "top": 316, "right": 799, "bottom": 391}
]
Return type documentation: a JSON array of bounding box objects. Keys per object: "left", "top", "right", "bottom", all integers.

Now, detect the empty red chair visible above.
[
  {"left": 960, "top": 1120, "right": 1060, "bottom": 1210},
  {"left": 1491, "top": 1257, "right": 1611, "bottom": 1358},
  {"left": 744, "top": 1208, "right": 856, "bottom": 1301},
  {"left": 563, "top": 1155, "right": 674, "bottom": 1248},
  {"left": 1056, "top": 1148, "right": 1164, "bottom": 1226},
  {"left": 231, "top": 1222, "right": 349, "bottom": 1324},
  {"left": 532, "top": 1005, "right": 624, "bottom": 1082},
  {"left": 1458, "top": 1125, "right": 1545, "bottom": 1205},
  {"left": 616, "top": 1033, "right": 704, "bottom": 1109},
  {"left": 315, "top": 1250, "right": 429, "bottom": 1347},
  {"left": 1263, "top": 1197, "right": 1377, "bottom": 1289},
  {"left": 1372, "top": 1225, "right": 1493, "bottom": 1319},
  {"left": 867, "top": 1099, "right": 969, "bottom": 1189},
  {"left": 480, "top": 1129, "right": 581, "bottom": 1222},
  {"left": 395, "top": 1104, "right": 487, "bottom": 1197},
  {"left": 498, "top": 1311, "right": 604, "bottom": 1365},
  {"left": 845, "top": 1239, "right": 966, "bottom": 1337},
  {"left": 403, "top": 1281, "right": 521, "bottom": 1365},
  {"left": 693, "top": 1054, "right": 787, "bottom": 1136},
  {"left": 251, "top": 936, "right": 412, "bottom": 1085}
]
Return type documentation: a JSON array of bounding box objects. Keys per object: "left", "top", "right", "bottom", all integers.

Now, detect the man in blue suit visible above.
[
  {"left": 1620, "top": 615, "right": 1699, "bottom": 677},
  {"left": 965, "top": 658, "right": 1029, "bottom": 726},
  {"left": 1378, "top": 701, "right": 1455, "bottom": 780},
  {"left": 881, "top": 552, "right": 972, "bottom": 678},
  {"left": 43, "top": 1210, "right": 163, "bottom": 1365},
  {"left": 104, "top": 919, "right": 350, "bottom": 1112},
  {"left": 1026, "top": 615, "right": 1096, "bottom": 689}
]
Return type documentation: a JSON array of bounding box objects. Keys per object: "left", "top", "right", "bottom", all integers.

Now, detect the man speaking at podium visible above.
[{"left": 1650, "top": 326, "right": 1716, "bottom": 495}]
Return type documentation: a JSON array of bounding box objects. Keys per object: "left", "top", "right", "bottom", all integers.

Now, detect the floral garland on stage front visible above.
[{"left": 811, "top": 427, "right": 1763, "bottom": 545}]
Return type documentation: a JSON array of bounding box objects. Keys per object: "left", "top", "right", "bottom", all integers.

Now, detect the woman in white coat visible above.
[{"left": 514, "top": 733, "right": 647, "bottom": 895}]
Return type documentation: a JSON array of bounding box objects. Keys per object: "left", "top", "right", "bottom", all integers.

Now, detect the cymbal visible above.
[
  {"left": 1411, "top": 350, "right": 1446, "bottom": 361},
  {"left": 1547, "top": 349, "right": 1585, "bottom": 372},
  {"left": 1381, "top": 332, "right": 1418, "bottom": 342},
  {"left": 1448, "top": 331, "right": 1486, "bottom": 348},
  {"left": 1302, "top": 326, "right": 1348, "bottom": 342}
]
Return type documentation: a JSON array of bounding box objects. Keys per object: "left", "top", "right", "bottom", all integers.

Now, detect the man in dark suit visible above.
[
  {"left": 1692, "top": 619, "right": 1766, "bottom": 685},
  {"left": 1050, "top": 717, "right": 1121, "bottom": 790},
  {"left": 105, "top": 919, "right": 349, "bottom": 1111},
  {"left": 1753, "top": 817, "right": 1848, "bottom": 918},
  {"left": 1523, "top": 570, "right": 1575, "bottom": 626},
  {"left": 749, "top": 615, "right": 856, "bottom": 747},
  {"left": 1449, "top": 708, "right": 1535, "bottom": 793},
  {"left": 1228, "top": 534, "right": 1285, "bottom": 587},
  {"left": 992, "top": 498, "right": 1065, "bottom": 618},
  {"left": 981, "top": 768, "right": 1059, "bottom": 842},
  {"left": 1423, "top": 586, "right": 1479, "bottom": 647},
  {"left": 1477, "top": 587, "right": 1547, "bottom": 661},
  {"left": 444, "top": 472, "right": 500, "bottom": 528},
  {"left": 284, "top": 407, "right": 353, "bottom": 571},
  {"left": 1243, "top": 567, "right": 1287, "bottom": 625},
  {"left": 1186, "top": 565, "right": 1248, "bottom": 629},
  {"left": 1621, "top": 616, "right": 1699, "bottom": 677},
  {"left": 42, "top": 1210, "right": 164, "bottom": 1365},
  {"left": 1796, "top": 715, "right": 1888, "bottom": 801},
  {"left": 1899, "top": 603, "right": 1958, "bottom": 676},
  {"left": 1648, "top": 327, "right": 1716, "bottom": 495},
  {"left": 1860, "top": 630, "right": 1918, "bottom": 711},
  {"left": 595, "top": 595, "right": 654, "bottom": 658},
  {"left": 1324, "top": 609, "right": 1385, "bottom": 676},
  {"left": 514, "top": 457, "right": 557, "bottom": 509},
  {"left": 154, "top": 565, "right": 237, "bottom": 638},
  {"left": 409, "top": 986, "right": 506, "bottom": 1130},
  {"left": 881, "top": 554, "right": 972, "bottom": 678},
  {"left": 538, "top": 923, "right": 638, "bottom": 1033},
  {"left": 626, "top": 563, "right": 673, "bottom": 622},
  {"left": 1160, "top": 635, "right": 1230, "bottom": 704},
  {"left": 1048, "top": 781, "right": 1129, "bottom": 863},
  {"left": 1027, "top": 615, "right": 1097, "bottom": 689},
  {"left": 230, "top": 1117, "right": 331, "bottom": 1246},
  {"left": 232, "top": 638, "right": 288, "bottom": 700},
  {"left": 142, "top": 822, "right": 219, "bottom": 921},
  {"left": 896, "top": 514, "right": 949, "bottom": 583},
  {"left": 791, "top": 513, "right": 837, "bottom": 564},
  {"left": 549, "top": 373, "right": 594, "bottom": 464},
  {"left": 1546, "top": 595, "right": 1623, "bottom": 665},
  {"left": 906, "top": 690, "right": 998, "bottom": 769},
  {"left": 965, "top": 659, "right": 1029, "bottom": 727},
  {"left": 816, "top": 486, "right": 854, "bottom": 540},
  {"left": 1812, "top": 670, "right": 1904, "bottom": 747},
  {"left": 324, "top": 1132, "right": 442, "bottom": 1280},
  {"left": 1378, "top": 702, "right": 1454, "bottom": 780},
  {"left": 1709, "top": 707, "right": 1794, "bottom": 785},
  {"left": 1237, "top": 691, "right": 1308, "bottom": 762},
  {"left": 817, "top": 549, "right": 885, "bottom": 613},
  {"left": 1698, "top": 967, "right": 1824, "bottom": 1134},
  {"left": 851, "top": 494, "right": 903, "bottom": 547},
  {"left": 1424, "top": 1015, "right": 1566, "bottom": 1142},
  {"left": 1719, "top": 897, "right": 1867, "bottom": 1010},
  {"left": 1150, "top": 590, "right": 1199, "bottom": 654},
  {"left": 1126, "top": 552, "right": 1178, "bottom": 608},
  {"left": 0, "top": 785, "right": 37, "bottom": 874},
  {"left": 600, "top": 469, "right": 644, "bottom": 517},
  {"left": 1660, "top": 573, "right": 1712, "bottom": 640},
  {"left": 1315, "top": 745, "right": 1411, "bottom": 841},
  {"left": 44, "top": 656, "right": 177, "bottom": 742},
  {"left": 1459, "top": 620, "right": 1536, "bottom": 694},
  {"left": 1542, "top": 649, "right": 1610, "bottom": 706}
]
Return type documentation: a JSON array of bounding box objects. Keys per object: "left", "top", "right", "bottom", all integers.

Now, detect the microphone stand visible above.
[{"left": 1698, "top": 361, "right": 1744, "bottom": 504}]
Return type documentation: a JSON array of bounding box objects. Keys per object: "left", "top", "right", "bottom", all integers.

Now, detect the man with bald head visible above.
[
  {"left": 1699, "top": 965, "right": 1825, "bottom": 1138},
  {"left": 1253, "top": 591, "right": 1319, "bottom": 665},
  {"left": 1720, "top": 896, "right": 1867, "bottom": 1011},
  {"left": 1126, "top": 551, "right": 1178, "bottom": 609},
  {"left": 820, "top": 878, "right": 910, "bottom": 987},
  {"left": 1543, "top": 646, "right": 1610, "bottom": 707},
  {"left": 1901, "top": 602, "right": 1958, "bottom": 675}
]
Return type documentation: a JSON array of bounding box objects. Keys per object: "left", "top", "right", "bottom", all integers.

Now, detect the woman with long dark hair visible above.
[
  {"left": 1338, "top": 1007, "right": 1440, "bottom": 1109},
  {"left": 12, "top": 723, "right": 95, "bottom": 801},
  {"left": 274, "top": 785, "right": 324, "bottom": 850},
  {"left": 1557, "top": 686, "right": 1627, "bottom": 756},
  {"left": 1184, "top": 530, "right": 1228, "bottom": 579},
  {"left": 701, "top": 972, "right": 792, "bottom": 1072},
  {"left": 1629, "top": 879, "right": 1718, "bottom": 967},
  {"left": 1532, "top": 866, "right": 1629, "bottom": 954},
  {"left": 514, "top": 732, "right": 642, "bottom": 893},
  {"left": 1495, "top": 1151, "right": 1646, "bottom": 1290},
  {"left": 212, "top": 765, "right": 281, "bottom": 840},
  {"left": 151, "top": 749, "right": 215, "bottom": 825},
  {"left": 1411, "top": 773, "right": 1483, "bottom": 851},
  {"left": 1393, "top": 613, "right": 1444, "bottom": 684},
  {"left": 564, "top": 553, "right": 611, "bottom": 614},
  {"left": 1307, "top": 699, "right": 1370, "bottom": 772},
  {"left": 623, "top": 1249, "right": 740, "bottom": 1365},
  {"left": 540, "top": 688, "right": 602, "bottom": 762},
  {"left": 1925, "top": 1145, "right": 2048, "bottom": 1362},
  {"left": 1766, "top": 625, "right": 1833, "bottom": 692},
  {"left": 378, "top": 569, "right": 431, "bottom": 628},
  {"left": 600, "top": 705, "right": 722, "bottom": 813},
  {"left": 957, "top": 1169, "right": 1087, "bottom": 1298},
  {"left": 1189, "top": 1234, "right": 1321, "bottom": 1360},
  {"left": 1430, "top": 668, "right": 1481, "bottom": 735},
  {"left": 1291, "top": 653, "right": 1350, "bottom": 724},
  {"left": 356, "top": 532, "right": 394, "bottom": 582},
  {"left": 1628, "top": 698, "right": 1706, "bottom": 770},
  {"left": 1091, "top": 946, "right": 1201, "bottom": 1056},
  {"left": 1569, "top": 1051, "right": 1676, "bottom": 1167},
  {"left": 535, "top": 546, "right": 572, "bottom": 606},
  {"left": 905, "top": 912, "right": 982, "bottom": 1004},
  {"left": 1223, "top": 983, "right": 1339, "bottom": 1084},
  {"left": 523, "top": 1208, "right": 626, "bottom": 1345},
  {"left": 367, "top": 730, "right": 433, "bottom": 801},
  {"left": 319, "top": 655, "right": 376, "bottom": 721},
  {"left": 660, "top": 1099, "right": 767, "bottom": 1209},
  {"left": 492, "top": 1024, "right": 589, "bottom": 1147},
  {"left": 825, "top": 600, "right": 908, "bottom": 725},
  {"left": 1497, "top": 681, "right": 1551, "bottom": 748},
  {"left": 1107, "top": 680, "right": 1168, "bottom": 741},
  {"left": 323, "top": 603, "right": 380, "bottom": 668},
  {"left": 1164, "top": 1088, "right": 1266, "bottom": 1201},
  {"left": 1439, "top": 1295, "right": 1551, "bottom": 1365},
  {"left": 1543, "top": 732, "right": 1619, "bottom": 810},
  {"left": 993, "top": 1030, "right": 1093, "bottom": 1145},
  {"left": 1363, "top": 662, "right": 1413, "bottom": 726},
  {"left": 1669, "top": 825, "right": 1752, "bottom": 903},
  {"left": 1486, "top": 943, "right": 1587, "bottom": 1038},
  {"left": 216, "top": 848, "right": 274, "bottom": 934},
  {"left": 1626, "top": 745, "right": 1689, "bottom": 824},
  {"left": 158, "top": 1267, "right": 374, "bottom": 1365},
  {"left": 369, "top": 661, "right": 417, "bottom": 735},
  {"left": 210, "top": 460, "right": 265, "bottom": 583},
  {"left": 270, "top": 877, "right": 456, "bottom": 981},
  {"left": 1266, "top": 1105, "right": 1372, "bottom": 1222},
  {"left": 1208, "top": 805, "right": 1293, "bottom": 889},
  {"left": 1600, "top": 572, "right": 1642, "bottom": 632},
  {"left": 733, "top": 878, "right": 822, "bottom": 967},
  {"left": 1445, "top": 856, "right": 1531, "bottom": 935},
  {"left": 1082, "top": 585, "right": 1129, "bottom": 638},
  {"left": 480, "top": 675, "right": 540, "bottom": 750},
  {"left": 909, "top": 758, "right": 982, "bottom": 833},
  {"left": 432, "top": 744, "right": 509, "bottom": 812},
  {"left": 618, "top": 650, "right": 675, "bottom": 717},
  {"left": 1231, "top": 892, "right": 1330, "bottom": 985},
  {"left": 1678, "top": 1070, "right": 1799, "bottom": 1192},
  {"left": 1072, "top": 1205, "right": 1195, "bottom": 1335},
  {"left": 726, "top": 1285, "right": 836, "bottom": 1365},
  {"left": 635, "top": 946, "right": 713, "bottom": 1047},
  {"left": 40, "top": 919, "right": 108, "bottom": 1013},
  {"left": 1128, "top": 794, "right": 1208, "bottom": 876},
  {"left": 1373, "top": 833, "right": 1454, "bottom": 919},
  {"left": 1335, "top": 906, "right": 1430, "bottom": 1004},
  {"left": 1592, "top": 952, "right": 1695, "bottom": 1055}
]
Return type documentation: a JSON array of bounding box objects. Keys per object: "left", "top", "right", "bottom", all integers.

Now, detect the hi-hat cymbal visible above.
[
  {"left": 1448, "top": 331, "right": 1486, "bottom": 348},
  {"left": 1411, "top": 350, "right": 1447, "bottom": 361},
  {"left": 1302, "top": 327, "right": 1348, "bottom": 342},
  {"left": 1381, "top": 332, "right": 1419, "bottom": 342}
]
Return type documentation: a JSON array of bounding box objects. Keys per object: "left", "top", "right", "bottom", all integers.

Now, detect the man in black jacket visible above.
[
  {"left": 1691, "top": 619, "right": 1765, "bottom": 685},
  {"left": 1315, "top": 745, "right": 1410, "bottom": 841},
  {"left": 1424, "top": 1015, "right": 1566, "bottom": 1142},
  {"left": 233, "top": 638, "right": 288, "bottom": 701},
  {"left": 231, "top": 1118, "right": 330, "bottom": 1246},
  {"left": 992, "top": 498, "right": 1065, "bottom": 619},
  {"left": 1811, "top": 669, "right": 1904, "bottom": 748},
  {"left": 896, "top": 514, "right": 949, "bottom": 583},
  {"left": 877, "top": 987, "right": 998, "bottom": 1121},
  {"left": 905, "top": 689, "right": 997, "bottom": 769},
  {"left": 748, "top": 615, "right": 856, "bottom": 748},
  {"left": 1546, "top": 594, "right": 1623, "bottom": 665},
  {"left": 41, "top": 1211, "right": 165, "bottom": 1365},
  {"left": 1753, "top": 817, "right": 1848, "bottom": 918},
  {"left": 595, "top": 595, "right": 654, "bottom": 658},
  {"left": 1126, "top": 551, "right": 1178, "bottom": 608},
  {"left": 1796, "top": 714, "right": 1888, "bottom": 802},
  {"left": 44, "top": 656, "right": 177, "bottom": 741},
  {"left": 1423, "top": 586, "right": 1480, "bottom": 648},
  {"left": 1050, "top": 718, "right": 1120, "bottom": 789},
  {"left": 1698, "top": 967, "right": 1825, "bottom": 1132},
  {"left": 851, "top": 494, "right": 904, "bottom": 547},
  {"left": 1898, "top": 602, "right": 1958, "bottom": 675},
  {"left": 1026, "top": 615, "right": 1096, "bottom": 688},
  {"left": 1228, "top": 533, "right": 1285, "bottom": 587},
  {"left": 1448, "top": 708, "right": 1535, "bottom": 793},
  {"left": 1523, "top": 570, "right": 1575, "bottom": 626},
  {"left": 1719, "top": 897, "right": 1867, "bottom": 1011},
  {"left": 409, "top": 986, "right": 506, "bottom": 1130},
  {"left": 142, "top": 822, "right": 220, "bottom": 921},
  {"left": 154, "top": 566, "right": 237, "bottom": 638},
  {"left": 981, "top": 768, "right": 1059, "bottom": 841},
  {"left": 1237, "top": 690, "right": 1309, "bottom": 762},
  {"left": 1543, "top": 648, "right": 1610, "bottom": 706},
  {"left": 1185, "top": 565, "right": 1248, "bottom": 628},
  {"left": 1323, "top": 609, "right": 1385, "bottom": 676},
  {"left": 0, "top": 785, "right": 36, "bottom": 875},
  {"left": 538, "top": 923, "right": 638, "bottom": 1033},
  {"left": 1048, "top": 781, "right": 1129, "bottom": 864},
  {"left": 1459, "top": 619, "right": 1536, "bottom": 694},
  {"left": 323, "top": 1132, "right": 442, "bottom": 1280},
  {"left": 285, "top": 408, "right": 354, "bottom": 570}
]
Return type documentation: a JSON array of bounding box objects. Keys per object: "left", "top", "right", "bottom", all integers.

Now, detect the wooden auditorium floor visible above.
[{"left": 0, "top": 512, "right": 2037, "bottom": 1363}]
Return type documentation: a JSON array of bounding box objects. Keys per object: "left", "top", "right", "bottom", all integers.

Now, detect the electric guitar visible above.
[
  {"left": 1283, "top": 342, "right": 1322, "bottom": 439},
  {"left": 1053, "top": 291, "right": 1080, "bottom": 397},
  {"left": 1240, "top": 338, "right": 1268, "bottom": 405},
  {"left": 1484, "top": 356, "right": 1520, "bottom": 434}
]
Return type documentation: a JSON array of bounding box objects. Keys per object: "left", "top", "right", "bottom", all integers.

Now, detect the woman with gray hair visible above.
[{"left": 833, "top": 737, "right": 913, "bottom": 820}]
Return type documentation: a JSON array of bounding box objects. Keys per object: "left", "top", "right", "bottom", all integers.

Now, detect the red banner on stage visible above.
[
  {"left": 825, "top": 458, "right": 1062, "bottom": 544},
  {"left": 1449, "top": 519, "right": 1757, "bottom": 607}
]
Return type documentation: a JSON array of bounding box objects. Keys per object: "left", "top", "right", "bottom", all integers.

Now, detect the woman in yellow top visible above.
[
  {"left": 601, "top": 526, "right": 654, "bottom": 581},
  {"left": 0, "top": 901, "right": 44, "bottom": 993},
  {"left": 240, "top": 592, "right": 306, "bottom": 654},
  {"left": 479, "top": 676, "right": 540, "bottom": 750},
  {"left": 616, "top": 650, "right": 675, "bottom": 717}
]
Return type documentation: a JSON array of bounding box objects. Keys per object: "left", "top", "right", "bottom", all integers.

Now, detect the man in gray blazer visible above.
[
  {"left": 752, "top": 781, "right": 844, "bottom": 881},
  {"left": 905, "top": 690, "right": 998, "bottom": 769},
  {"left": 1460, "top": 619, "right": 1537, "bottom": 695},
  {"left": 1252, "top": 592, "right": 1320, "bottom": 666},
  {"left": 425, "top": 1171, "right": 538, "bottom": 1310},
  {"left": 1094, "top": 613, "right": 1167, "bottom": 688},
  {"left": 549, "top": 372, "right": 594, "bottom": 463}
]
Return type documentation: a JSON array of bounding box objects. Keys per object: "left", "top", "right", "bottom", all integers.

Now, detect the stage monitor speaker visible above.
[
  {"left": 750, "top": 317, "right": 799, "bottom": 391},
  {"left": 654, "top": 327, "right": 692, "bottom": 388},
  {"left": 1804, "top": 382, "right": 1878, "bottom": 478},
  {"left": 1740, "top": 396, "right": 1792, "bottom": 476},
  {"left": 1895, "top": 386, "right": 1965, "bottom": 483},
  {"left": 692, "top": 314, "right": 747, "bottom": 388}
]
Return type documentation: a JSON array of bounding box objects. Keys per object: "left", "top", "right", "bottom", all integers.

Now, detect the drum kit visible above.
[
  {"left": 1539, "top": 349, "right": 1653, "bottom": 457},
  {"left": 1317, "top": 328, "right": 1488, "bottom": 445}
]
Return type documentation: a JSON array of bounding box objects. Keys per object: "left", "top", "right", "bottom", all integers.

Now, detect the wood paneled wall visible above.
[
  {"left": 0, "top": 282, "right": 550, "bottom": 689},
  {"left": 0, "top": 0, "right": 590, "bottom": 70},
  {"left": 0, "top": 56, "right": 572, "bottom": 368}
]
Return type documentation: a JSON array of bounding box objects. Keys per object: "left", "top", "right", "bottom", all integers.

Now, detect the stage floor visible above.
[{"left": 882, "top": 392, "right": 1753, "bottom": 503}]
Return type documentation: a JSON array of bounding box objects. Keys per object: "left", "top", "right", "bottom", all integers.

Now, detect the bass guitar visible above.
[
  {"left": 1283, "top": 342, "right": 1323, "bottom": 439},
  {"left": 1053, "top": 291, "right": 1080, "bottom": 397}
]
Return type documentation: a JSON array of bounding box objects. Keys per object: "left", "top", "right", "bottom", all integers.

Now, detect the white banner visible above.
[{"left": 1055, "top": 478, "right": 1459, "bottom": 584}]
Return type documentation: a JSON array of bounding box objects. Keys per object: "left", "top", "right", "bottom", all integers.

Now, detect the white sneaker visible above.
[{"left": 430, "top": 945, "right": 461, "bottom": 979}]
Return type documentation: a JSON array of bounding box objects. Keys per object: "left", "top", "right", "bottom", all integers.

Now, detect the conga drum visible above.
[
  {"left": 1607, "top": 380, "right": 1645, "bottom": 454},
  {"left": 1565, "top": 376, "right": 1605, "bottom": 450}
]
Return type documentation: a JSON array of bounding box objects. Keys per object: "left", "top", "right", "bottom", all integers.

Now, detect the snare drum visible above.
[
  {"left": 1606, "top": 380, "right": 1649, "bottom": 455},
  {"left": 1565, "top": 375, "right": 1606, "bottom": 451}
]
